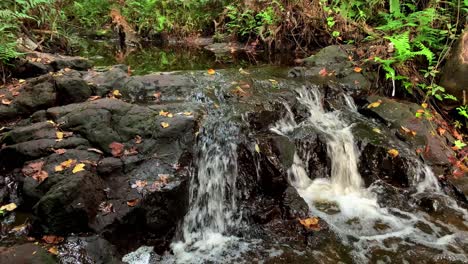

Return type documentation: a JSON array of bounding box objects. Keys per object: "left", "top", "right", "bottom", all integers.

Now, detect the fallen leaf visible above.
[
  {"left": 437, "top": 127, "right": 446, "bottom": 136},
  {"left": 48, "top": 247, "right": 58, "bottom": 255},
  {"left": 299, "top": 217, "right": 320, "bottom": 231},
  {"left": 62, "top": 131, "right": 73, "bottom": 138},
  {"left": 367, "top": 100, "right": 382, "bottom": 108},
  {"left": 135, "top": 135, "right": 142, "bottom": 144},
  {"left": 53, "top": 149, "right": 66, "bottom": 155},
  {"left": 109, "top": 142, "right": 124, "bottom": 157},
  {"left": 421, "top": 103, "right": 428, "bottom": 109},
  {"left": 207, "top": 69, "right": 216, "bottom": 75},
  {"left": 400, "top": 126, "right": 416, "bottom": 136},
  {"left": 183, "top": 112, "right": 192, "bottom": 116},
  {"left": 56, "top": 131, "right": 64, "bottom": 140},
  {"left": 161, "top": 122, "right": 170, "bottom": 128},
  {"left": 132, "top": 180, "right": 148, "bottom": 189},
  {"left": 72, "top": 163, "right": 85, "bottom": 173},
  {"left": 88, "top": 95, "right": 101, "bottom": 101},
  {"left": 124, "top": 146, "right": 138, "bottom": 156},
  {"left": 47, "top": 120, "right": 56, "bottom": 125},
  {"left": 1, "top": 99, "right": 12, "bottom": 105},
  {"left": 22, "top": 161, "right": 48, "bottom": 183},
  {"left": 60, "top": 159, "right": 76, "bottom": 169},
  {"left": 153, "top": 91, "right": 161, "bottom": 101},
  {"left": 158, "top": 174, "right": 169, "bottom": 184},
  {"left": 239, "top": 68, "right": 250, "bottom": 75},
  {"left": 255, "top": 144, "right": 260, "bottom": 153},
  {"left": 63, "top": 67, "right": 71, "bottom": 72},
  {"left": 12, "top": 91, "right": 20, "bottom": 96},
  {"left": 354, "top": 67, "right": 362, "bottom": 73},
  {"left": 388, "top": 149, "right": 399, "bottom": 158},
  {"left": 42, "top": 235, "right": 64, "bottom": 244},
  {"left": 0, "top": 203, "right": 17, "bottom": 211},
  {"left": 54, "top": 165, "right": 64, "bottom": 172},
  {"left": 319, "top": 68, "right": 328, "bottom": 76},
  {"left": 18, "top": 79, "right": 26, "bottom": 84},
  {"left": 127, "top": 199, "right": 139, "bottom": 207},
  {"left": 269, "top": 79, "right": 279, "bottom": 85},
  {"left": 112, "top": 90, "right": 122, "bottom": 97},
  {"left": 33, "top": 171, "right": 48, "bottom": 183},
  {"left": 98, "top": 201, "right": 113, "bottom": 214}
]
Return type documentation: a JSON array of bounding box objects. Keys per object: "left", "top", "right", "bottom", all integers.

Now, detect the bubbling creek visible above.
[{"left": 0, "top": 45, "right": 466, "bottom": 263}]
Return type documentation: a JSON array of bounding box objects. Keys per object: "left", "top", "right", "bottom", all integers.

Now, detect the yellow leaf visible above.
[
  {"left": 388, "top": 149, "right": 399, "bottom": 158},
  {"left": 56, "top": 131, "right": 64, "bottom": 140},
  {"left": 54, "top": 165, "right": 64, "bottom": 172},
  {"left": 167, "top": 113, "right": 173, "bottom": 118},
  {"left": 72, "top": 163, "right": 85, "bottom": 173},
  {"left": 255, "top": 144, "right": 260, "bottom": 153},
  {"left": 239, "top": 68, "right": 250, "bottom": 75},
  {"left": 161, "top": 122, "right": 170, "bottom": 128},
  {"left": 18, "top": 79, "right": 26, "bottom": 84},
  {"left": 299, "top": 217, "right": 320, "bottom": 230},
  {"left": 268, "top": 79, "right": 278, "bottom": 85},
  {"left": 372, "top": 128, "right": 381, "bottom": 134},
  {"left": 48, "top": 246, "right": 58, "bottom": 255},
  {"left": 367, "top": 100, "right": 382, "bottom": 108},
  {"left": 0, "top": 203, "right": 17, "bottom": 211},
  {"left": 159, "top": 110, "right": 169, "bottom": 116},
  {"left": 207, "top": 69, "right": 216, "bottom": 75},
  {"left": 47, "top": 120, "right": 55, "bottom": 125},
  {"left": 183, "top": 112, "right": 192, "bottom": 116},
  {"left": 421, "top": 103, "right": 428, "bottom": 109},
  {"left": 60, "top": 159, "right": 76, "bottom": 169},
  {"left": 112, "top": 90, "right": 122, "bottom": 97},
  {"left": 354, "top": 67, "right": 362, "bottom": 73}
]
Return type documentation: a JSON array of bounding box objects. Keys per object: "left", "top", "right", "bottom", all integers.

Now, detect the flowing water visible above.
[{"left": 272, "top": 86, "right": 468, "bottom": 263}]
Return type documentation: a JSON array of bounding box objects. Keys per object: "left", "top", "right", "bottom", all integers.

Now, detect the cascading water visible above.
[
  {"left": 170, "top": 117, "right": 249, "bottom": 263},
  {"left": 272, "top": 86, "right": 468, "bottom": 263}
]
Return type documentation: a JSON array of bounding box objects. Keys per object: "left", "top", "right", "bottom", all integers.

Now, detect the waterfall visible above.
[
  {"left": 272, "top": 86, "right": 468, "bottom": 263},
  {"left": 170, "top": 118, "right": 248, "bottom": 263}
]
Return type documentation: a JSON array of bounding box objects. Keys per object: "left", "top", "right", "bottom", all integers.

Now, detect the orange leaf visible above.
[
  {"left": 437, "top": 127, "right": 446, "bottom": 136},
  {"left": 1, "top": 99, "right": 12, "bottom": 105},
  {"left": 207, "top": 69, "right": 216, "bottom": 75},
  {"left": 354, "top": 67, "right": 362, "bottom": 73},
  {"left": 127, "top": 199, "right": 139, "bottom": 207},
  {"left": 387, "top": 149, "right": 399, "bottom": 158},
  {"left": 319, "top": 68, "right": 328, "bottom": 77},
  {"left": 109, "top": 142, "right": 125, "bottom": 157},
  {"left": 42, "top": 235, "right": 64, "bottom": 244},
  {"left": 299, "top": 217, "right": 320, "bottom": 231}
]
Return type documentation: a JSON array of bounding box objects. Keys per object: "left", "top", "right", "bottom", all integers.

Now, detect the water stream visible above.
[{"left": 272, "top": 86, "right": 468, "bottom": 263}]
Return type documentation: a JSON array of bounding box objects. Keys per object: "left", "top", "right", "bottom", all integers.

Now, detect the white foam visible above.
[{"left": 122, "top": 246, "right": 154, "bottom": 264}]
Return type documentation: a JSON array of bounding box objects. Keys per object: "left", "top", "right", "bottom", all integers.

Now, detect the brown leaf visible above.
[
  {"left": 299, "top": 217, "right": 321, "bottom": 231},
  {"left": 88, "top": 95, "right": 101, "bottom": 101},
  {"left": 126, "top": 199, "right": 139, "bottom": 207},
  {"left": 319, "top": 68, "right": 328, "bottom": 77},
  {"left": 135, "top": 135, "right": 142, "bottom": 144},
  {"left": 33, "top": 171, "right": 48, "bottom": 183},
  {"left": 42, "top": 235, "right": 64, "bottom": 244},
  {"left": 98, "top": 201, "right": 114, "bottom": 214},
  {"left": 53, "top": 149, "right": 67, "bottom": 155},
  {"left": 1, "top": 99, "right": 12, "bottom": 105},
  {"left": 437, "top": 127, "right": 446, "bottom": 136},
  {"left": 109, "top": 142, "right": 124, "bottom": 157},
  {"left": 87, "top": 148, "right": 104, "bottom": 154},
  {"left": 400, "top": 126, "right": 416, "bottom": 136},
  {"left": 48, "top": 246, "right": 59, "bottom": 255},
  {"left": 22, "top": 161, "right": 48, "bottom": 183},
  {"left": 158, "top": 174, "right": 169, "bottom": 184},
  {"left": 124, "top": 146, "right": 138, "bottom": 156}
]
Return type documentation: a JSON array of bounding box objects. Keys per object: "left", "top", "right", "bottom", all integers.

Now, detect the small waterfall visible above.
[
  {"left": 170, "top": 117, "right": 248, "bottom": 263},
  {"left": 272, "top": 86, "right": 468, "bottom": 263}
]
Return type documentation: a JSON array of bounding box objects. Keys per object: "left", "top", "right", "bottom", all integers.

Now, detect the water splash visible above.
[{"left": 272, "top": 86, "right": 468, "bottom": 263}]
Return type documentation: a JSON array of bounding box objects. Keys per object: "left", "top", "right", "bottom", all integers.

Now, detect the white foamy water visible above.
[{"left": 272, "top": 86, "right": 468, "bottom": 263}]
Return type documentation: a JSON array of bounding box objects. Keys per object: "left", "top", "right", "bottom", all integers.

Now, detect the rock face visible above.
[{"left": 440, "top": 27, "right": 468, "bottom": 103}]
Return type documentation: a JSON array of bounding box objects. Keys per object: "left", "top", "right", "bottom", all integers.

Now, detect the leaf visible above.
[
  {"left": 452, "top": 140, "right": 466, "bottom": 150},
  {"left": 60, "top": 159, "right": 76, "bottom": 169},
  {"left": 388, "top": 149, "right": 399, "bottom": 158},
  {"left": 124, "top": 146, "right": 138, "bottom": 156},
  {"left": 354, "top": 67, "right": 362, "bottom": 73},
  {"left": 159, "top": 110, "right": 169, "bottom": 116},
  {"left": 269, "top": 79, "right": 278, "bottom": 85},
  {"left": 161, "top": 122, "right": 170, "bottom": 128},
  {"left": 183, "top": 112, "right": 192, "bottom": 116},
  {"left": 0, "top": 203, "right": 17, "bottom": 211},
  {"left": 87, "top": 148, "right": 104, "bottom": 154},
  {"left": 56, "top": 131, "right": 63, "bottom": 140},
  {"left": 421, "top": 103, "right": 428, "bottom": 109},
  {"left": 54, "top": 149, "right": 66, "bottom": 155},
  {"left": 437, "top": 127, "right": 446, "bottom": 136},
  {"left": 367, "top": 100, "right": 382, "bottom": 108},
  {"left": 72, "top": 163, "right": 85, "bottom": 173},
  {"left": 112, "top": 90, "right": 122, "bottom": 97},
  {"left": 88, "top": 95, "right": 101, "bottom": 101},
  {"left": 135, "top": 135, "right": 142, "bottom": 144},
  {"left": 48, "top": 246, "right": 59, "bottom": 255},
  {"left": 22, "top": 161, "right": 48, "bottom": 183},
  {"left": 299, "top": 217, "right": 320, "bottom": 230},
  {"left": 400, "top": 126, "right": 416, "bottom": 136},
  {"left": 372, "top": 128, "right": 381, "bottom": 134},
  {"left": 255, "top": 144, "right": 260, "bottom": 153},
  {"left": 98, "top": 202, "right": 113, "bottom": 214},
  {"left": 127, "top": 199, "right": 139, "bottom": 207},
  {"left": 319, "top": 68, "right": 328, "bottom": 76},
  {"left": 1, "top": 99, "right": 12, "bottom": 105},
  {"left": 167, "top": 113, "right": 173, "bottom": 118},
  {"left": 109, "top": 142, "right": 125, "bottom": 157},
  {"left": 42, "top": 235, "right": 64, "bottom": 244},
  {"left": 54, "top": 165, "right": 64, "bottom": 172},
  {"left": 18, "top": 79, "right": 26, "bottom": 84},
  {"left": 239, "top": 68, "right": 250, "bottom": 75},
  {"left": 207, "top": 69, "right": 216, "bottom": 75}
]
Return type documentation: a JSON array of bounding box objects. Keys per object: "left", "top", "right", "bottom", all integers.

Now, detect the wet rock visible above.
[
  {"left": 1, "top": 121, "right": 56, "bottom": 145},
  {"left": 55, "top": 74, "right": 92, "bottom": 105},
  {"left": 33, "top": 171, "right": 105, "bottom": 235},
  {"left": 11, "top": 58, "right": 52, "bottom": 79},
  {"left": 83, "top": 65, "right": 129, "bottom": 96},
  {"left": 204, "top": 42, "right": 245, "bottom": 54},
  {"left": 10, "top": 75, "right": 56, "bottom": 118},
  {"left": 59, "top": 235, "right": 123, "bottom": 264},
  {"left": 291, "top": 45, "right": 371, "bottom": 95},
  {"left": 440, "top": 26, "right": 468, "bottom": 103},
  {"left": 28, "top": 52, "right": 93, "bottom": 71},
  {"left": 0, "top": 243, "right": 57, "bottom": 264},
  {"left": 283, "top": 186, "right": 309, "bottom": 219}
]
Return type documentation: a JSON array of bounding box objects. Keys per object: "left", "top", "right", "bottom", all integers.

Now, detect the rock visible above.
[
  {"left": 33, "top": 171, "right": 105, "bottom": 235},
  {"left": 1, "top": 121, "right": 56, "bottom": 145},
  {"left": 83, "top": 65, "right": 129, "bottom": 96},
  {"left": 55, "top": 73, "right": 92, "bottom": 105},
  {"left": 0, "top": 243, "right": 57, "bottom": 264},
  {"left": 204, "top": 42, "right": 245, "bottom": 54},
  {"left": 10, "top": 58, "right": 52, "bottom": 79},
  {"left": 283, "top": 186, "right": 309, "bottom": 219},
  {"left": 11, "top": 75, "right": 56, "bottom": 118},
  {"left": 58, "top": 235, "right": 123, "bottom": 264},
  {"left": 440, "top": 26, "right": 468, "bottom": 103},
  {"left": 291, "top": 45, "right": 371, "bottom": 95}
]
